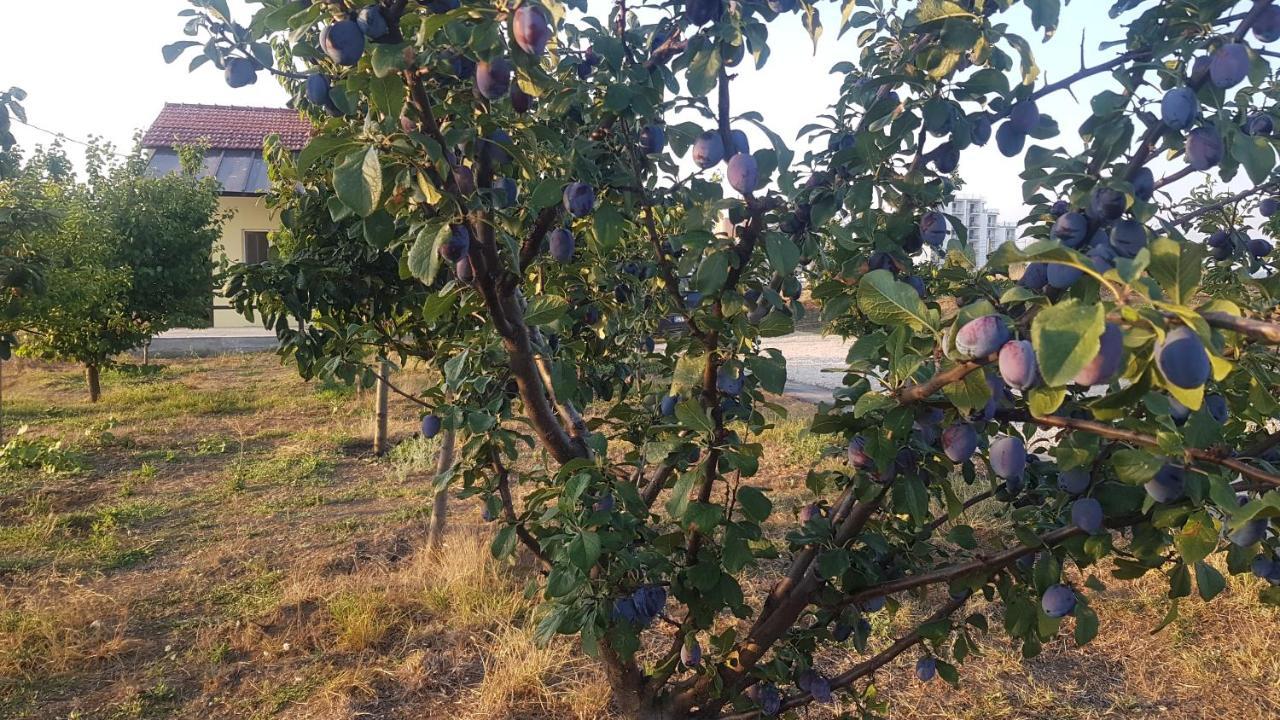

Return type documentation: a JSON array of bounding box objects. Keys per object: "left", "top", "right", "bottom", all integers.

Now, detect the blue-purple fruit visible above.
[
  {"left": 1074, "top": 322, "right": 1123, "bottom": 386},
  {"left": 998, "top": 340, "right": 1039, "bottom": 390},
  {"left": 955, "top": 315, "right": 1010, "bottom": 358},
  {"left": 1156, "top": 326, "right": 1211, "bottom": 389}
]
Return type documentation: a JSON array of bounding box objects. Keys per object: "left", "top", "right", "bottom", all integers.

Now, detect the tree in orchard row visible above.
[
  {"left": 0, "top": 140, "right": 225, "bottom": 401},
  {"left": 170, "top": 0, "right": 1280, "bottom": 717},
  {"left": 0, "top": 86, "right": 45, "bottom": 362}
]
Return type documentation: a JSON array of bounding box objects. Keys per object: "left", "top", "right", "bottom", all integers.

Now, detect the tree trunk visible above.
[
  {"left": 425, "top": 426, "right": 457, "bottom": 550},
  {"left": 86, "top": 364, "right": 101, "bottom": 403},
  {"left": 0, "top": 358, "right": 5, "bottom": 443},
  {"left": 372, "top": 360, "right": 389, "bottom": 455},
  {"left": 142, "top": 340, "right": 150, "bottom": 366}
]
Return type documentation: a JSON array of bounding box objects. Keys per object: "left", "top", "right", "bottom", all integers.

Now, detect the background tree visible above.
[
  {"left": 173, "top": 0, "right": 1280, "bottom": 718},
  {"left": 8, "top": 140, "right": 223, "bottom": 401}
]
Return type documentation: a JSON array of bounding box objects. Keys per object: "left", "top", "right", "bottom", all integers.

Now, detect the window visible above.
[{"left": 244, "top": 231, "right": 270, "bottom": 264}]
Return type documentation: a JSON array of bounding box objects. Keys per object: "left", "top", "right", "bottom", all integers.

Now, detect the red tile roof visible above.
[{"left": 141, "top": 103, "right": 312, "bottom": 151}]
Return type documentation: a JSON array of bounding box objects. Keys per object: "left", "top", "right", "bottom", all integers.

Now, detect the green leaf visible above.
[
  {"left": 568, "top": 531, "right": 602, "bottom": 570},
  {"left": 162, "top": 41, "right": 199, "bottom": 64},
  {"left": 1074, "top": 603, "right": 1098, "bottom": 645},
  {"left": 491, "top": 525, "right": 517, "bottom": 558},
  {"left": 736, "top": 486, "right": 772, "bottom": 523},
  {"left": 694, "top": 251, "right": 731, "bottom": 295},
  {"left": 545, "top": 566, "right": 579, "bottom": 598},
  {"left": 914, "top": 0, "right": 975, "bottom": 23},
  {"left": 1195, "top": 561, "right": 1226, "bottom": 601},
  {"left": 856, "top": 269, "right": 935, "bottom": 332},
  {"left": 407, "top": 223, "right": 448, "bottom": 284},
  {"left": 746, "top": 350, "right": 787, "bottom": 394},
  {"left": 333, "top": 146, "right": 383, "bottom": 217},
  {"left": 1148, "top": 237, "right": 1203, "bottom": 305},
  {"left": 1174, "top": 511, "right": 1218, "bottom": 567},
  {"left": 371, "top": 43, "right": 410, "bottom": 78},
  {"left": 1110, "top": 448, "right": 1163, "bottom": 485},
  {"left": 298, "top": 136, "right": 355, "bottom": 174},
  {"left": 765, "top": 233, "right": 801, "bottom": 275},
  {"left": 524, "top": 295, "right": 569, "bottom": 325},
  {"left": 1236, "top": 132, "right": 1275, "bottom": 185},
  {"left": 665, "top": 471, "right": 697, "bottom": 520},
  {"left": 367, "top": 74, "right": 406, "bottom": 119},
  {"left": 686, "top": 44, "right": 722, "bottom": 97},
  {"left": 528, "top": 178, "right": 564, "bottom": 210},
  {"left": 1027, "top": 386, "right": 1066, "bottom": 415},
  {"left": 758, "top": 312, "right": 794, "bottom": 337},
  {"left": 941, "top": 364, "right": 990, "bottom": 414},
  {"left": 671, "top": 353, "right": 707, "bottom": 395},
  {"left": 1030, "top": 299, "right": 1104, "bottom": 387},
  {"left": 675, "top": 399, "right": 716, "bottom": 436},
  {"left": 592, "top": 204, "right": 626, "bottom": 251}
]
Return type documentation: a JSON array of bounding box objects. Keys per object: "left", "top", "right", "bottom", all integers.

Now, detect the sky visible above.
[{"left": 0, "top": 0, "right": 1258, "bottom": 224}]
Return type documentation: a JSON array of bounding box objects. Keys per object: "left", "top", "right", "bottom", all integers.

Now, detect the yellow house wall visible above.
[{"left": 212, "top": 195, "right": 276, "bottom": 328}]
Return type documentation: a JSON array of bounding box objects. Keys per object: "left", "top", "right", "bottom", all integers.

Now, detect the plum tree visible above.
[{"left": 168, "top": 0, "right": 1280, "bottom": 716}]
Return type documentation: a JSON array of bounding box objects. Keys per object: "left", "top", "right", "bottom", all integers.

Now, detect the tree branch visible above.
[
  {"left": 895, "top": 356, "right": 993, "bottom": 405},
  {"left": 1005, "top": 411, "right": 1280, "bottom": 488},
  {"left": 716, "top": 595, "right": 968, "bottom": 720},
  {"left": 1168, "top": 181, "right": 1278, "bottom": 228},
  {"left": 492, "top": 448, "right": 552, "bottom": 568}
]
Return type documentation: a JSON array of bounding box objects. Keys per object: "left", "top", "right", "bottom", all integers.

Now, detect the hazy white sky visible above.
[{"left": 0, "top": 0, "right": 1253, "bottom": 223}]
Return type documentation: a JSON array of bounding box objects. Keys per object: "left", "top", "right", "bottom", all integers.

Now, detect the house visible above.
[{"left": 142, "top": 103, "right": 311, "bottom": 328}]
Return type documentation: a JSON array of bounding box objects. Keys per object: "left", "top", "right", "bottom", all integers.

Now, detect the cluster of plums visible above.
[
  {"left": 691, "top": 127, "right": 757, "bottom": 195},
  {"left": 611, "top": 584, "right": 667, "bottom": 626}
]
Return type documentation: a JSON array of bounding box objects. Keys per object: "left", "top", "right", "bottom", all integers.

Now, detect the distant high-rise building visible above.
[{"left": 940, "top": 196, "right": 1023, "bottom": 266}]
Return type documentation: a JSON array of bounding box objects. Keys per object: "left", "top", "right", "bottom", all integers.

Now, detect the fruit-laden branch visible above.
[
  {"left": 757, "top": 484, "right": 860, "bottom": 621},
  {"left": 513, "top": 204, "right": 562, "bottom": 277},
  {"left": 1199, "top": 310, "right": 1280, "bottom": 344},
  {"left": 1123, "top": 0, "right": 1272, "bottom": 181},
  {"left": 675, "top": 490, "right": 888, "bottom": 716},
  {"left": 1006, "top": 411, "right": 1280, "bottom": 487},
  {"left": 715, "top": 595, "right": 969, "bottom": 720},
  {"left": 492, "top": 448, "right": 552, "bottom": 568},
  {"left": 895, "top": 356, "right": 993, "bottom": 405},
  {"left": 617, "top": 117, "right": 712, "bottom": 344},
  {"left": 1168, "top": 181, "right": 1280, "bottom": 228}
]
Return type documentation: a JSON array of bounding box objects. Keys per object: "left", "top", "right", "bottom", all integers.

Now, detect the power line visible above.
[{"left": 11, "top": 118, "right": 133, "bottom": 158}]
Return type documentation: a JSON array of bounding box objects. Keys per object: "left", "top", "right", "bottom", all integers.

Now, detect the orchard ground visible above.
[{"left": 2, "top": 354, "right": 1278, "bottom": 720}]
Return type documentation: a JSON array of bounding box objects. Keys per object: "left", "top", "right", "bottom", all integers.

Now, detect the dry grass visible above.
[{"left": 0, "top": 355, "right": 1278, "bottom": 719}]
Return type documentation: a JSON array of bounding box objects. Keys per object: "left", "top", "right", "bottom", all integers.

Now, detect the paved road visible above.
[
  {"left": 761, "top": 332, "right": 852, "bottom": 404},
  {"left": 145, "top": 327, "right": 855, "bottom": 403}
]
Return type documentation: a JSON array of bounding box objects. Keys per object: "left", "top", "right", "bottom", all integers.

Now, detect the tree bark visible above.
[
  {"left": 425, "top": 426, "right": 456, "bottom": 550},
  {"left": 142, "top": 340, "right": 150, "bottom": 366},
  {"left": 372, "top": 360, "right": 390, "bottom": 456},
  {"left": 86, "top": 364, "right": 101, "bottom": 403}
]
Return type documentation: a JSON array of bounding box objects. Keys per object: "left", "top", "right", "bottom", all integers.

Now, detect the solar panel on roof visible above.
[{"left": 216, "top": 151, "right": 255, "bottom": 194}]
